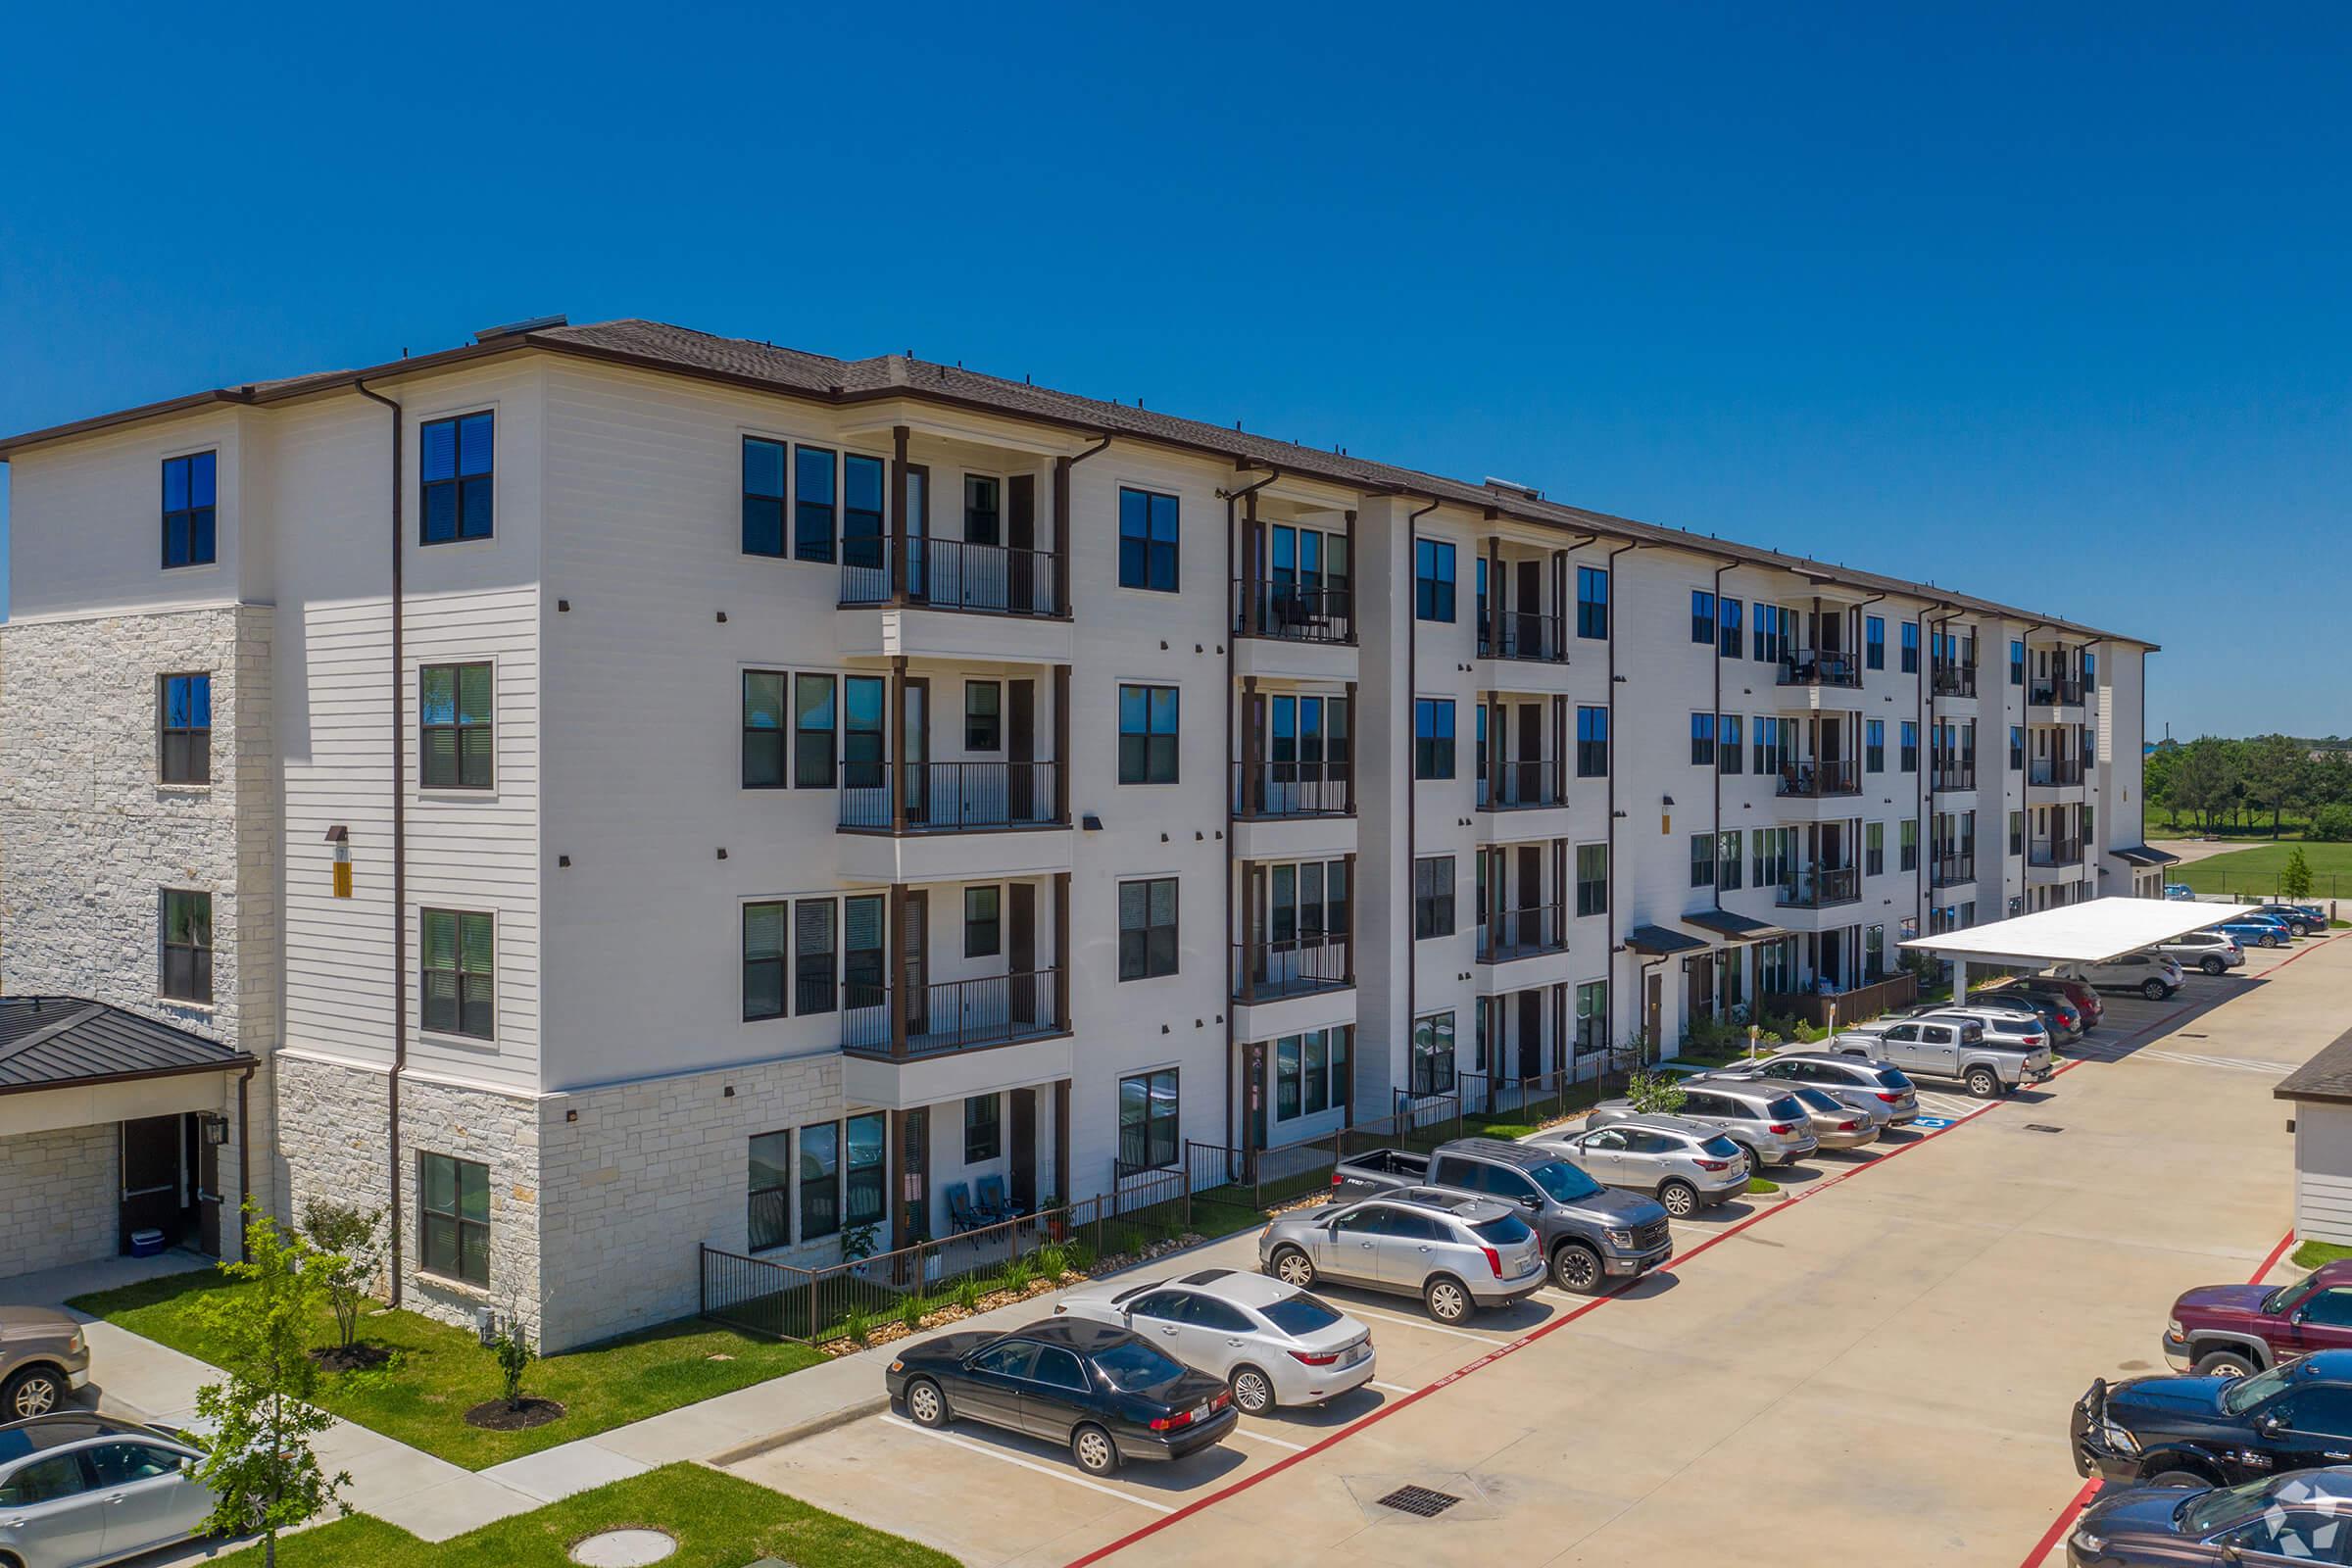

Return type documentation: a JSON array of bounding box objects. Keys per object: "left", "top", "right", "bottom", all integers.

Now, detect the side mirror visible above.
[
  {"left": 1521, "top": 1194, "right": 1544, "bottom": 1210},
  {"left": 2220, "top": 1544, "right": 2244, "bottom": 1566},
  {"left": 2259, "top": 1410, "right": 2289, "bottom": 1437}
]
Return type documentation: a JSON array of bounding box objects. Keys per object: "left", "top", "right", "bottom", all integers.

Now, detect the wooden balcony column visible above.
[
  {"left": 888, "top": 656, "right": 909, "bottom": 835},
  {"left": 888, "top": 882, "right": 910, "bottom": 1059},
  {"left": 1343, "top": 680, "right": 1359, "bottom": 813},
  {"left": 1243, "top": 488, "right": 1263, "bottom": 636},
  {"left": 1341, "top": 852, "right": 1358, "bottom": 985},
  {"left": 1240, "top": 676, "right": 1262, "bottom": 816},
  {"left": 1054, "top": 871, "right": 1072, "bottom": 1031},
  {"left": 1053, "top": 664, "right": 1072, "bottom": 825},
  {"left": 889, "top": 424, "right": 910, "bottom": 603},
  {"left": 1239, "top": 861, "right": 1259, "bottom": 1004}
]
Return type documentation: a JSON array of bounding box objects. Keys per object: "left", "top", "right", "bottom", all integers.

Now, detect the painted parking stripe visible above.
[
  {"left": 1369, "top": 1380, "right": 1416, "bottom": 1396},
  {"left": 1342, "top": 1304, "right": 1510, "bottom": 1346},
  {"left": 1226, "top": 1426, "right": 1307, "bottom": 1451},
  {"left": 879, "top": 1415, "right": 1178, "bottom": 1514},
  {"left": 2137, "top": 1050, "right": 2297, "bottom": 1074}
]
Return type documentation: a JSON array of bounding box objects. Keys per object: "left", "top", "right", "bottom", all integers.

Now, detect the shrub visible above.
[
  {"left": 2282, "top": 847, "right": 2316, "bottom": 901},
  {"left": 492, "top": 1316, "right": 535, "bottom": 1409},
  {"left": 1037, "top": 1242, "right": 1069, "bottom": 1281},
  {"left": 297, "top": 1198, "right": 383, "bottom": 1352},
  {"left": 2312, "top": 804, "right": 2352, "bottom": 844},
  {"left": 839, "top": 1306, "right": 874, "bottom": 1348},
  {"left": 1002, "top": 1257, "right": 1035, "bottom": 1295},
  {"left": 954, "top": 1276, "right": 983, "bottom": 1314},
  {"left": 1065, "top": 1240, "right": 1097, "bottom": 1276},
  {"left": 1627, "top": 1068, "right": 1687, "bottom": 1115}
]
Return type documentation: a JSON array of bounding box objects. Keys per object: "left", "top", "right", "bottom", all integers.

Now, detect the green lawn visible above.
[
  {"left": 220, "top": 1461, "right": 956, "bottom": 1568},
  {"left": 2293, "top": 1240, "right": 2352, "bottom": 1271},
  {"left": 2173, "top": 841, "right": 2352, "bottom": 899},
  {"left": 69, "top": 1272, "right": 823, "bottom": 1470}
]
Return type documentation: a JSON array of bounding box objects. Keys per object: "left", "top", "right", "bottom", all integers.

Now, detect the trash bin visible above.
[{"left": 128, "top": 1228, "right": 167, "bottom": 1257}]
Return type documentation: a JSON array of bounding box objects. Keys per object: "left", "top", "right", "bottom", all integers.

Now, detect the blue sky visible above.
[{"left": 2, "top": 2, "right": 2343, "bottom": 738}]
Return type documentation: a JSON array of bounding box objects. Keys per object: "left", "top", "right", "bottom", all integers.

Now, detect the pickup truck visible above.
[
  {"left": 1330, "top": 1137, "right": 1673, "bottom": 1293},
  {"left": 2161, "top": 1258, "right": 2352, "bottom": 1377},
  {"left": 1825, "top": 1015, "right": 2052, "bottom": 1099}
]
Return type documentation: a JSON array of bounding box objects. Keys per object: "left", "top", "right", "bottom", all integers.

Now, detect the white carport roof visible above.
[{"left": 1895, "top": 895, "right": 2262, "bottom": 969}]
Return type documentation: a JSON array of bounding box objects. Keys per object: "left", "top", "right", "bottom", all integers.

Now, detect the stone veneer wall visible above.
[{"left": 0, "top": 1124, "right": 120, "bottom": 1276}]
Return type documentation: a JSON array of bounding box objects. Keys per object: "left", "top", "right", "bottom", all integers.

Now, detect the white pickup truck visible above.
[{"left": 1823, "top": 1015, "right": 2054, "bottom": 1099}]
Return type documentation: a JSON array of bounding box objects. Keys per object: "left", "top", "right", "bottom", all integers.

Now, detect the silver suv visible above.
[
  {"left": 2159, "top": 930, "right": 2244, "bottom": 975},
  {"left": 1724, "top": 1051, "right": 1919, "bottom": 1125},
  {"left": 1527, "top": 1115, "right": 1750, "bottom": 1216},
  {"left": 1590, "top": 1082, "right": 1819, "bottom": 1169},
  {"left": 1259, "top": 1191, "right": 1545, "bottom": 1323}
]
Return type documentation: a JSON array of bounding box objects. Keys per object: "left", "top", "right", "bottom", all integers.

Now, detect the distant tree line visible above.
[{"left": 2145, "top": 735, "right": 2352, "bottom": 840}]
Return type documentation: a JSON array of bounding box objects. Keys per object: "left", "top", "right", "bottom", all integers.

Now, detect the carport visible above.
[{"left": 1895, "top": 894, "right": 2261, "bottom": 1001}]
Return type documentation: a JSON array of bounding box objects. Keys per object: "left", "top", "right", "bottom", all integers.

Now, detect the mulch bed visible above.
[
  {"left": 309, "top": 1344, "right": 393, "bottom": 1373},
  {"left": 464, "top": 1396, "right": 566, "bottom": 1431}
]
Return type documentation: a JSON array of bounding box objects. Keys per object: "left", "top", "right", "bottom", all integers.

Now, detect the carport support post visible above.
[{"left": 1951, "top": 956, "right": 1970, "bottom": 1007}]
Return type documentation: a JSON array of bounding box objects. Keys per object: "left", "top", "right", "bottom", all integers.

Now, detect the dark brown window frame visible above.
[
  {"left": 419, "top": 662, "right": 495, "bottom": 791},
  {"left": 158, "top": 672, "right": 213, "bottom": 786}
]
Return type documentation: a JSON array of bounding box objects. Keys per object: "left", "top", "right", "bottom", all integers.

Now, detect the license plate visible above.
[{"left": 1190, "top": 1401, "right": 1209, "bottom": 1421}]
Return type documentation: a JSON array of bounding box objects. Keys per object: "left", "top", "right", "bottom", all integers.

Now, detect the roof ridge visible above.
[{"left": 0, "top": 1002, "right": 107, "bottom": 1066}]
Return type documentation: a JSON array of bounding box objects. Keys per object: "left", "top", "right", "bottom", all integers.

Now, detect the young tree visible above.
[
  {"left": 1627, "top": 1068, "right": 1687, "bottom": 1116},
  {"left": 190, "top": 1202, "right": 352, "bottom": 1568},
  {"left": 2281, "top": 847, "right": 2316, "bottom": 902},
  {"left": 298, "top": 1198, "right": 383, "bottom": 1353}
]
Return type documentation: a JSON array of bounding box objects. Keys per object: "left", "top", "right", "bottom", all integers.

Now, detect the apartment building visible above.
[{"left": 0, "top": 318, "right": 2159, "bottom": 1345}]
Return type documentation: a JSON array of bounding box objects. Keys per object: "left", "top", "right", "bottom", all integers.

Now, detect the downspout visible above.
[
  {"left": 235, "top": 1061, "right": 255, "bottom": 1260},
  {"left": 1600, "top": 541, "right": 1638, "bottom": 1062},
  {"left": 355, "top": 377, "right": 407, "bottom": 1307},
  {"left": 1220, "top": 465, "right": 1278, "bottom": 1156},
  {"left": 1052, "top": 433, "right": 1113, "bottom": 619},
  {"left": 1404, "top": 497, "right": 1441, "bottom": 1105}
]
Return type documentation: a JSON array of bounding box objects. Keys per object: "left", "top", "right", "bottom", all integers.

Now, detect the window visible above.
[
  {"left": 844, "top": 454, "right": 885, "bottom": 566},
  {"left": 1899, "top": 818, "right": 1919, "bottom": 872},
  {"left": 796, "top": 900, "right": 837, "bottom": 1014},
  {"left": 1866, "top": 821, "right": 1885, "bottom": 876},
  {"left": 964, "top": 1095, "right": 1002, "bottom": 1163},
  {"left": 800, "top": 1121, "right": 840, "bottom": 1240},
  {"left": 162, "top": 451, "right": 218, "bottom": 567},
  {"left": 1753, "top": 604, "right": 1789, "bottom": 664},
  {"left": 1118, "top": 877, "right": 1179, "bottom": 980},
  {"left": 1690, "top": 712, "right": 1715, "bottom": 767},
  {"left": 1718, "top": 598, "right": 1742, "bottom": 658},
  {"left": 1752, "top": 826, "right": 1792, "bottom": 888},
  {"left": 1575, "top": 981, "right": 1608, "bottom": 1055},
  {"left": 421, "top": 908, "right": 494, "bottom": 1039},
  {"left": 743, "top": 902, "right": 787, "bottom": 1020},
  {"left": 1118, "top": 487, "right": 1180, "bottom": 591},
  {"left": 743, "top": 671, "right": 786, "bottom": 788},
  {"left": 847, "top": 1115, "right": 885, "bottom": 1228},
  {"left": 1413, "top": 539, "right": 1456, "bottom": 622},
  {"left": 159, "top": 673, "right": 212, "bottom": 785},
  {"left": 1576, "top": 566, "right": 1609, "bottom": 639},
  {"left": 2009, "top": 639, "right": 2026, "bottom": 687},
  {"left": 1690, "top": 832, "right": 1716, "bottom": 888},
  {"left": 742, "top": 437, "right": 786, "bottom": 557},
  {"left": 418, "top": 1152, "right": 490, "bottom": 1285},
  {"left": 795, "top": 445, "right": 836, "bottom": 563},
  {"left": 1414, "top": 699, "right": 1455, "bottom": 779},
  {"left": 1899, "top": 620, "right": 1919, "bottom": 674},
  {"left": 793, "top": 674, "right": 836, "bottom": 789},
  {"left": 1275, "top": 1028, "right": 1346, "bottom": 1121},
  {"left": 160, "top": 889, "right": 212, "bottom": 1004},
  {"left": 964, "top": 681, "right": 1002, "bottom": 752},
  {"left": 1576, "top": 706, "right": 1608, "bottom": 778},
  {"left": 2009, "top": 810, "right": 2025, "bottom": 856},
  {"left": 420, "top": 662, "right": 494, "bottom": 790},
  {"left": 844, "top": 677, "right": 884, "bottom": 789},
  {"left": 1718, "top": 829, "right": 1742, "bottom": 890},
  {"left": 1117, "top": 685, "right": 1180, "bottom": 784},
  {"left": 2010, "top": 725, "right": 2025, "bottom": 772},
  {"left": 844, "top": 894, "right": 885, "bottom": 1009},
  {"left": 1118, "top": 1069, "right": 1179, "bottom": 1170},
  {"left": 1718, "top": 713, "right": 1743, "bottom": 774},
  {"left": 1691, "top": 590, "right": 1716, "bottom": 645},
  {"left": 1865, "top": 719, "right": 1885, "bottom": 773},
  {"left": 1414, "top": 856, "right": 1456, "bottom": 939},
  {"left": 749, "top": 1130, "right": 791, "bottom": 1250},
  {"left": 1865, "top": 615, "right": 1885, "bottom": 670},
  {"left": 964, "top": 475, "right": 1001, "bottom": 548},
  {"left": 421, "top": 413, "right": 494, "bottom": 545},
  {"left": 1899, "top": 721, "right": 1918, "bottom": 773},
  {"left": 964, "top": 886, "right": 1001, "bottom": 957},
  {"left": 1575, "top": 843, "right": 1608, "bottom": 917},
  {"left": 1411, "top": 1012, "right": 1456, "bottom": 1096},
  {"left": 1865, "top": 924, "right": 1886, "bottom": 980}
]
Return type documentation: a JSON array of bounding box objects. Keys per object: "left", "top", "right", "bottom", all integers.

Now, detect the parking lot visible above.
[{"left": 728, "top": 933, "right": 2348, "bottom": 1568}]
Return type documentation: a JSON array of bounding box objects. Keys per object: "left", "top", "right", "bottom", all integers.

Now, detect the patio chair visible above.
[
  {"left": 943, "top": 1182, "right": 984, "bottom": 1234},
  {"left": 975, "top": 1173, "right": 1028, "bottom": 1222}
]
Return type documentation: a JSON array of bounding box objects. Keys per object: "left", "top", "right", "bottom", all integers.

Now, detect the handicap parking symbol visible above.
[{"left": 1913, "top": 1115, "right": 1955, "bottom": 1130}]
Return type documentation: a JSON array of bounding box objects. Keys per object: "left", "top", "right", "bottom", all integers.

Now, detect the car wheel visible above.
[
  {"left": 2142, "top": 1467, "right": 2210, "bottom": 1489},
  {"left": 1964, "top": 1066, "right": 2001, "bottom": 1099},
  {"left": 1071, "top": 1423, "right": 1119, "bottom": 1475},
  {"left": 1657, "top": 1180, "right": 1699, "bottom": 1218},
  {"left": 2195, "top": 1348, "right": 2259, "bottom": 1380},
  {"left": 2203, "top": 957, "right": 2226, "bottom": 976},
  {"left": 1270, "top": 1246, "right": 1315, "bottom": 1289},
  {"left": 2141, "top": 978, "right": 2168, "bottom": 1000},
  {"left": 1551, "top": 1243, "right": 1602, "bottom": 1294},
  {"left": 1424, "top": 1274, "right": 1473, "bottom": 1322},
  {"left": 904, "top": 1377, "right": 949, "bottom": 1429},
  {"left": 1230, "top": 1365, "right": 1275, "bottom": 1415},
  {"left": 2265, "top": 933, "right": 2281, "bottom": 948},
  {"left": 2, "top": 1365, "right": 65, "bottom": 1421}
]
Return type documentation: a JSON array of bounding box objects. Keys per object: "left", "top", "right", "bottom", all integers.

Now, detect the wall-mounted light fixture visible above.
[{"left": 325, "top": 825, "right": 353, "bottom": 899}]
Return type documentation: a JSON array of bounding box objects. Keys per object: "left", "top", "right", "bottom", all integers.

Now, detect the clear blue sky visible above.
[{"left": 3, "top": 2, "right": 2344, "bottom": 738}]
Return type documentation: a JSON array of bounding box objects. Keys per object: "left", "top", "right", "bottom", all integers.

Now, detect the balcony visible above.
[
  {"left": 841, "top": 971, "right": 1066, "bottom": 1059},
  {"left": 1777, "top": 650, "right": 1862, "bottom": 689},
  {"left": 838, "top": 761, "right": 1061, "bottom": 833},
  {"left": 1778, "top": 867, "right": 1862, "bottom": 909},
  {"left": 2030, "top": 839, "right": 2084, "bottom": 869},
  {"left": 1478, "top": 904, "right": 1568, "bottom": 963},
  {"left": 1478, "top": 611, "right": 1567, "bottom": 664},
  {"left": 1932, "top": 760, "right": 1978, "bottom": 792},
  {"left": 1931, "top": 852, "right": 1976, "bottom": 888},
  {"left": 1231, "top": 935, "right": 1352, "bottom": 1004},
  {"left": 1932, "top": 663, "right": 1979, "bottom": 699},
  {"left": 2031, "top": 677, "right": 2085, "bottom": 708},
  {"left": 2030, "top": 758, "right": 2086, "bottom": 787},
  {"left": 840, "top": 537, "right": 1065, "bottom": 618},
  {"left": 1776, "top": 760, "right": 1861, "bottom": 799},
  {"left": 1232, "top": 760, "right": 1352, "bottom": 819},
  {"left": 1232, "top": 582, "right": 1354, "bottom": 646},
  {"left": 1479, "top": 760, "right": 1565, "bottom": 810}
]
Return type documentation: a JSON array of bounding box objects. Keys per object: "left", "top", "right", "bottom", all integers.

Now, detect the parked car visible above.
[
  {"left": 1591, "top": 1080, "right": 1819, "bottom": 1169},
  {"left": 2074, "top": 952, "right": 2187, "bottom": 999},
  {"left": 2207, "top": 915, "right": 2293, "bottom": 951},
  {"left": 886, "top": 1319, "right": 1235, "bottom": 1474},
  {"left": 1914, "top": 1005, "right": 2050, "bottom": 1055},
  {"left": 1829, "top": 1015, "right": 2051, "bottom": 1099},
  {"left": 2164, "top": 883, "right": 2196, "bottom": 900},
  {"left": 1523, "top": 1115, "right": 1750, "bottom": 1216},
  {"left": 2065, "top": 1468, "right": 2352, "bottom": 1566},
  {"left": 1258, "top": 1191, "right": 1545, "bottom": 1322},
  {"left": 0, "top": 1310, "right": 89, "bottom": 1421},
  {"left": 1052, "top": 1267, "right": 1374, "bottom": 1413},
  {"left": 2158, "top": 930, "right": 2246, "bottom": 976},
  {"left": 2252, "top": 904, "right": 2323, "bottom": 938},
  {"left": 2007, "top": 972, "right": 2105, "bottom": 1028},
  {"left": 2002, "top": 992, "right": 2087, "bottom": 1041},
  {"left": 2162, "top": 1260, "right": 2352, "bottom": 1378},
  {"left": 0, "top": 1412, "right": 212, "bottom": 1568},
  {"left": 2072, "top": 1348, "right": 2352, "bottom": 1490}
]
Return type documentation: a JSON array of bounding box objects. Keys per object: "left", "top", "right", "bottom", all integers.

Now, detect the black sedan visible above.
[
  {"left": 2066, "top": 1469, "right": 2352, "bottom": 1564},
  {"left": 885, "top": 1317, "right": 1236, "bottom": 1474},
  {"left": 2074, "top": 1350, "right": 2352, "bottom": 1490}
]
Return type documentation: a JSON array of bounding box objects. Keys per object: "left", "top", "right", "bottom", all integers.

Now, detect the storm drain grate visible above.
[
  {"left": 2023, "top": 1123, "right": 2064, "bottom": 1134},
  {"left": 1376, "top": 1485, "right": 1464, "bottom": 1518}
]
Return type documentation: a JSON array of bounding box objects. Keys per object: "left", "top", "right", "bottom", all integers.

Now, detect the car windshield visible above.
[
  {"left": 1699, "top": 1135, "right": 1742, "bottom": 1158},
  {"left": 1872, "top": 1067, "right": 1913, "bottom": 1090},
  {"left": 1471, "top": 1213, "right": 1535, "bottom": 1245},
  {"left": 2178, "top": 1478, "right": 2288, "bottom": 1533},
  {"left": 1526, "top": 1159, "right": 1602, "bottom": 1202},
  {"left": 1764, "top": 1096, "right": 1806, "bottom": 1122},
  {"left": 1792, "top": 1088, "right": 1841, "bottom": 1112},
  {"left": 1092, "top": 1339, "right": 1188, "bottom": 1392},
  {"left": 1259, "top": 1293, "right": 1346, "bottom": 1336},
  {"left": 2223, "top": 1363, "right": 2297, "bottom": 1414}
]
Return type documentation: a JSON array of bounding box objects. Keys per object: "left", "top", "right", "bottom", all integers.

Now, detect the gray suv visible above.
[
  {"left": 1590, "top": 1082, "right": 1819, "bottom": 1169},
  {"left": 1258, "top": 1192, "right": 1545, "bottom": 1323},
  {"left": 1528, "top": 1115, "right": 1750, "bottom": 1216},
  {"left": 1720, "top": 1052, "right": 1919, "bottom": 1125}
]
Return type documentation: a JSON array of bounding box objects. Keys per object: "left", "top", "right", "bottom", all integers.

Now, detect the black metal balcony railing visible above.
[
  {"left": 1931, "top": 853, "right": 1977, "bottom": 887},
  {"left": 1777, "top": 760, "right": 1861, "bottom": 798},
  {"left": 1480, "top": 760, "right": 1565, "bottom": 810},
  {"left": 1478, "top": 611, "right": 1567, "bottom": 663},
  {"left": 1933, "top": 662, "right": 1979, "bottom": 698},
  {"left": 1232, "top": 759, "right": 1352, "bottom": 818},
  {"left": 1232, "top": 581, "right": 1355, "bottom": 645},
  {"left": 2030, "top": 758, "right": 2086, "bottom": 787},
  {"left": 838, "top": 760, "right": 1061, "bottom": 832},
  {"left": 1778, "top": 866, "right": 1862, "bottom": 908},
  {"left": 1478, "top": 903, "right": 1568, "bottom": 962},
  {"left": 2031, "top": 677, "right": 2086, "bottom": 707},
  {"left": 1232, "top": 935, "right": 1352, "bottom": 1003},
  {"left": 2030, "top": 840, "right": 2084, "bottom": 868},
  {"left": 1777, "top": 650, "right": 1862, "bottom": 688},
  {"left": 841, "top": 971, "right": 1064, "bottom": 1058},
  {"left": 840, "top": 537, "right": 1065, "bottom": 617},
  {"left": 1932, "top": 759, "right": 1978, "bottom": 792}
]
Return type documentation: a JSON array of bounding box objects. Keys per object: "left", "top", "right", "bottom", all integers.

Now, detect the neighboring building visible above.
[
  {"left": 2275, "top": 1029, "right": 2352, "bottom": 1249},
  {"left": 0, "top": 318, "right": 2156, "bottom": 1344}
]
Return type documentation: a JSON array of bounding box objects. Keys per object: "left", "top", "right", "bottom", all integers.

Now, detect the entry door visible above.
[
  {"left": 903, "top": 891, "right": 930, "bottom": 1038},
  {"left": 1007, "top": 679, "right": 1037, "bottom": 822},
  {"left": 1515, "top": 845, "right": 1543, "bottom": 947},
  {"left": 1008, "top": 883, "right": 1038, "bottom": 1027},
  {"left": 1515, "top": 702, "right": 1542, "bottom": 800},
  {"left": 194, "top": 1117, "right": 221, "bottom": 1255},
  {"left": 120, "top": 1115, "right": 181, "bottom": 1253},
  {"left": 1644, "top": 972, "right": 1663, "bottom": 1052},
  {"left": 903, "top": 679, "right": 930, "bottom": 825},
  {"left": 1819, "top": 716, "right": 1842, "bottom": 774},
  {"left": 1516, "top": 989, "right": 1544, "bottom": 1078},
  {"left": 1513, "top": 559, "right": 1542, "bottom": 650},
  {"left": 1688, "top": 953, "right": 1715, "bottom": 1025},
  {"left": 1008, "top": 1089, "right": 1038, "bottom": 1212},
  {"left": 904, "top": 465, "right": 930, "bottom": 600},
  {"left": 1006, "top": 473, "right": 1036, "bottom": 613}
]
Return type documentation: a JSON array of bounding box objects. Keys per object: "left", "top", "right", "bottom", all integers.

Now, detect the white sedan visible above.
[{"left": 1053, "top": 1266, "right": 1374, "bottom": 1414}]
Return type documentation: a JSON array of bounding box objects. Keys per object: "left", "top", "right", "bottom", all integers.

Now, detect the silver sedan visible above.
[
  {"left": 1052, "top": 1266, "right": 1375, "bottom": 1413},
  {"left": 0, "top": 1414, "right": 215, "bottom": 1568}
]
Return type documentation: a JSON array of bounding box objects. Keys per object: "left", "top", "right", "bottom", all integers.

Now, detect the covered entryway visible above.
[{"left": 1896, "top": 895, "right": 2261, "bottom": 1004}]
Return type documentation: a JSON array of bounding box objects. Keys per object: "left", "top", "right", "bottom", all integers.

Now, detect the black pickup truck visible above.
[{"left": 1332, "top": 1137, "right": 1674, "bottom": 1293}]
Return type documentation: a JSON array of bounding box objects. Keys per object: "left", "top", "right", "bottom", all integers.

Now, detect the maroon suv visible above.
[{"left": 2163, "top": 1260, "right": 2352, "bottom": 1377}]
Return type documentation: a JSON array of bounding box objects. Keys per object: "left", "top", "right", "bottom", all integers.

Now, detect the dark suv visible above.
[
  {"left": 2074, "top": 1348, "right": 2352, "bottom": 1490},
  {"left": 2163, "top": 1261, "right": 2352, "bottom": 1378}
]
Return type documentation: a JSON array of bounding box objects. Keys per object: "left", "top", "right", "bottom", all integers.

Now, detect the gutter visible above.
[
  {"left": 236, "top": 1061, "right": 256, "bottom": 1260},
  {"left": 1219, "top": 464, "right": 1279, "bottom": 1158}
]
